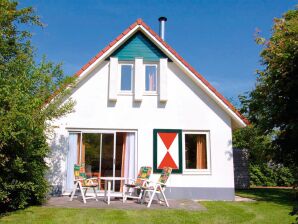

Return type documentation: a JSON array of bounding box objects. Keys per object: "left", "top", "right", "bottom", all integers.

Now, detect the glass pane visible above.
[
  {"left": 185, "top": 134, "right": 207, "bottom": 169},
  {"left": 121, "top": 65, "right": 132, "bottom": 91},
  {"left": 115, "top": 133, "right": 125, "bottom": 191},
  {"left": 100, "top": 134, "right": 114, "bottom": 177},
  {"left": 115, "top": 133, "right": 125, "bottom": 178},
  {"left": 82, "top": 133, "right": 101, "bottom": 178},
  {"left": 145, "top": 65, "right": 157, "bottom": 91}
]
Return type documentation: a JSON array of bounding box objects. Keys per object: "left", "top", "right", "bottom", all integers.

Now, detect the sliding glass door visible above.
[
  {"left": 67, "top": 131, "right": 135, "bottom": 192},
  {"left": 81, "top": 133, "right": 115, "bottom": 190},
  {"left": 100, "top": 133, "right": 115, "bottom": 179},
  {"left": 82, "top": 133, "right": 101, "bottom": 178}
]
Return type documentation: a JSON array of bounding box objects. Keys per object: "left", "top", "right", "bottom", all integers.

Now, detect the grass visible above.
[{"left": 0, "top": 188, "right": 297, "bottom": 224}]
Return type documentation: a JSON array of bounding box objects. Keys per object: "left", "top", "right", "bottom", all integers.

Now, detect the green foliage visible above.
[
  {"left": 248, "top": 8, "right": 298, "bottom": 170},
  {"left": 250, "top": 164, "right": 275, "bottom": 186},
  {"left": 0, "top": 0, "right": 75, "bottom": 213},
  {"left": 232, "top": 124, "right": 296, "bottom": 187},
  {"left": 250, "top": 164, "right": 295, "bottom": 187},
  {"left": 233, "top": 7, "right": 298, "bottom": 190},
  {"left": 233, "top": 125, "right": 275, "bottom": 164}
]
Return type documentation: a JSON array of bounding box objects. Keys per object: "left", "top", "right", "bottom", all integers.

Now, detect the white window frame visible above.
[
  {"left": 144, "top": 63, "right": 158, "bottom": 95},
  {"left": 119, "top": 62, "right": 134, "bottom": 94},
  {"left": 182, "top": 131, "right": 211, "bottom": 175}
]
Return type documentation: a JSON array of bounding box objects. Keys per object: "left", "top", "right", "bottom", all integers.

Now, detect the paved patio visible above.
[{"left": 45, "top": 196, "right": 206, "bottom": 210}]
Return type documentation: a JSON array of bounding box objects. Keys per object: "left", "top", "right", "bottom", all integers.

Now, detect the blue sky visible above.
[{"left": 21, "top": 0, "right": 295, "bottom": 104}]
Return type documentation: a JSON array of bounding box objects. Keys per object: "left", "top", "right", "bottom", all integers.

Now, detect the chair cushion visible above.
[
  {"left": 158, "top": 167, "right": 172, "bottom": 184},
  {"left": 74, "top": 164, "right": 87, "bottom": 179},
  {"left": 82, "top": 177, "right": 98, "bottom": 186},
  {"left": 83, "top": 183, "right": 98, "bottom": 187},
  {"left": 134, "top": 166, "right": 152, "bottom": 186}
]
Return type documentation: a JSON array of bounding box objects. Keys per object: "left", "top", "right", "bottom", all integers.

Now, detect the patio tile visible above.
[{"left": 45, "top": 196, "right": 206, "bottom": 210}]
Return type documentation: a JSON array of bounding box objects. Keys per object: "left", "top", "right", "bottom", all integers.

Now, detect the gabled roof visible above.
[{"left": 73, "top": 19, "right": 249, "bottom": 128}]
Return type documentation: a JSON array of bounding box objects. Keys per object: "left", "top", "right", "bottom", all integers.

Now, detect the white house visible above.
[{"left": 48, "top": 18, "right": 249, "bottom": 200}]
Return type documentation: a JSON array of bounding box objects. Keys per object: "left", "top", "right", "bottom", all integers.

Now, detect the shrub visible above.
[
  {"left": 0, "top": 1, "right": 74, "bottom": 213},
  {"left": 250, "top": 164, "right": 295, "bottom": 187}
]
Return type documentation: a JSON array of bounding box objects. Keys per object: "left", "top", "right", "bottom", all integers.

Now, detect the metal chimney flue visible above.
[{"left": 158, "top": 17, "right": 167, "bottom": 40}]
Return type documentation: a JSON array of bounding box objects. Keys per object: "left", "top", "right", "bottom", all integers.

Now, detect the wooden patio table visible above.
[{"left": 101, "top": 177, "right": 126, "bottom": 205}]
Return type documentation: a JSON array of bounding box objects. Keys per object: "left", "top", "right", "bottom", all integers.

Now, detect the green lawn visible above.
[{"left": 0, "top": 188, "right": 297, "bottom": 224}]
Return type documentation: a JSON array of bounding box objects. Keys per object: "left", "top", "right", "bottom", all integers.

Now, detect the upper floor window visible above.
[
  {"left": 145, "top": 65, "right": 157, "bottom": 92},
  {"left": 184, "top": 133, "right": 209, "bottom": 170},
  {"left": 120, "top": 64, "right": 133, "bottom": 91}
]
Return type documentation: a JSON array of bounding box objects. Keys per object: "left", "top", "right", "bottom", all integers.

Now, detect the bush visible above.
[
  {"left": 0, "top": 1, "right": 74, "bottom": 213},
  {"left": 250, "top": 164, "right": 295, "bottom": 187}
]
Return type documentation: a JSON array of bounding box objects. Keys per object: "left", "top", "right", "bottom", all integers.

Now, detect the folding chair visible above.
[
  {"left": 141, "top": 167, "right": 172, "bottom": 207},
  {"left": 123, "top": 166, "right": 152, "bottom": 202},
  {"left": 69, "top": 164, "right": 99, "bottom": 203}
]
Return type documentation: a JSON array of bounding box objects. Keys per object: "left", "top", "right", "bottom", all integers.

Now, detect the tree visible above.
[
  {"left": 233, "top": 7, "right": 298, "bottom": 220},
  {"left": 235, "top": 7, "right": 298, "bottom": 172},
  {"left": 249, "top": 8, "right": 298, "bottom": 171},
  {"left": 0, "top": 0, "right": 75, "bottom": 212},
  {"left": 233, "top": 125, "right": 275, "bottom": 165}
]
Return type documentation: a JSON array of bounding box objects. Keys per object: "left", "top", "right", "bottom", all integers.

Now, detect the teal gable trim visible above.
[{"left": 110, "top": 32, "right": 168, "bottom": 61}]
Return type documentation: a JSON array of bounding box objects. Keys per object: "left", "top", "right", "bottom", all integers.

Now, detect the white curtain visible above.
[
  {"left": 66, "top": 133, "right": 78, "bottom": 191},
  {"left": 124, "top": 133, "right": 136, "bottom": 182}
]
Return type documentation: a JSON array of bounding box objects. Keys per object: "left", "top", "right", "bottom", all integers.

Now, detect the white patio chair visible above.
[
  {"left": 69, "top": 164, "right": 99, "bottom": 204},
  {"left": 141, "top": 167, "right": 172, "bottom": 208},
  {"left": 123, "top": 166, "right": 152, "bottom": 202}
]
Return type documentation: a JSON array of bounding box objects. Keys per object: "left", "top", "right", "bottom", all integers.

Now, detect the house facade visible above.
[{"left": 48, "top": 18, "right": 248, "bottom": 200}]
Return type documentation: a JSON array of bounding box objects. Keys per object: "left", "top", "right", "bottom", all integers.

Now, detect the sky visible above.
[{"left": 20, "top": 0, "right": 296, "bottom": 104}]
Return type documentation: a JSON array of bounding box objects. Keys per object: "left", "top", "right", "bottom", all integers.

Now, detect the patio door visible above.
[
  {"left": 66, "top": 131, "right": 136, "bottom": 192},
  {"left": 82, "top": 132, "right": 116, "bottom": 190},
  {"left": 100, "top": 133, "right": 115, "bottom": 189}
]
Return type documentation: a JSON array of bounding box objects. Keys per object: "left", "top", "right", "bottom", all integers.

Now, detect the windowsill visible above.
[
  {"left": 143, "top": 92, "right": 158, "bottom": 96},
  {"left": 182, "top": 169, "right": 211, "bottom": 175},
  {"left": 117, "top": 92, "right": 158, "bottom": 96},
  {"left": 118, "top": 92, "right": 133, "bottom": 96}
]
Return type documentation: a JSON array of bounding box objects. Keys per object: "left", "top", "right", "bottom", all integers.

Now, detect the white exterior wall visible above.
[{"left": 50, "top": 60, "right": 235, "bottom": 199}]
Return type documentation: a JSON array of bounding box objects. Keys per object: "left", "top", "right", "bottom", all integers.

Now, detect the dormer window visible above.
[
  {"left": 145, "top": 64, "right": 157, "bottom": 92},
  {"left": 120, "top": 64, "right": 133, "bottom": 91}
]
